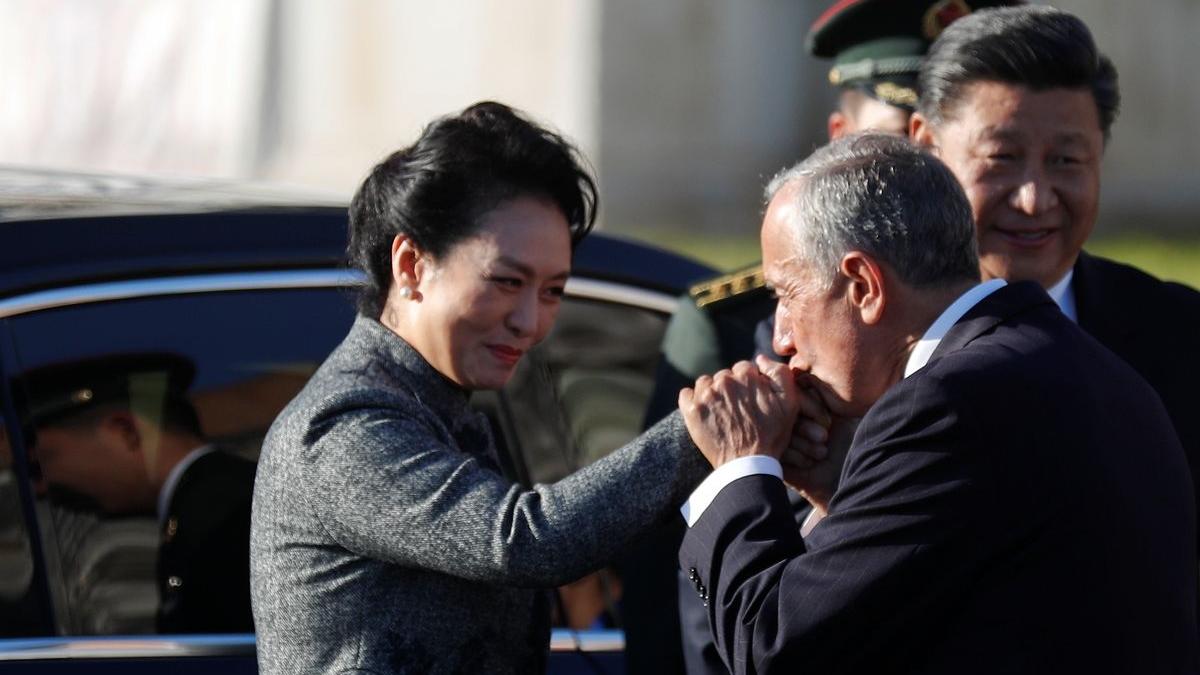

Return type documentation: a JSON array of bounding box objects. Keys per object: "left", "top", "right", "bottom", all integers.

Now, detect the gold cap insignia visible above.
[{"left": 874, "top": 82, "right": 918, "bottom": 108}]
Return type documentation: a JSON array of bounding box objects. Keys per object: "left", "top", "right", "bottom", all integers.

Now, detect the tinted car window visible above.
[
  {"left": 6, "top": 283, "right": 671, "bottom": 639},
  {"left": 8, "top": 287, "right": 356, "bottom": 635},
  {"left": 494, "top": 298, "right": 666, "bottom": 484},
  {"left": 0, "top": 416, "right": 46, "bottom": 636},
  {"left": 481, "top": 296, "right": 669, "bottom": 630}
]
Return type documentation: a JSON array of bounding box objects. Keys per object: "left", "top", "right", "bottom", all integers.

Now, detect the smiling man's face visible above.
[{"left": 926, "top": 81, "right": 1104, "bottom": 288}]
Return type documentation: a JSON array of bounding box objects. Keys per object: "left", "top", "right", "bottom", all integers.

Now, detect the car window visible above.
[
  {"left": 7, "top": 287, "right": 356, "bottom": 635},
  {"left": 0, "top": 416, "right": 48, "bottom": 636},
  {"left": 6, "top": 283, "right": 670, "bottom": 638},
  {"left": 480, "top": 295, "right": 668, "bottom": 630},
  {"left": 492, "top": 297, "right": 667, "bottom": 485}
]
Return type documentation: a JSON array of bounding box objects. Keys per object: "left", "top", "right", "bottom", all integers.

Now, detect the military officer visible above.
[{"left": 21, "top": 354, "right": 256, "bottom": 634}]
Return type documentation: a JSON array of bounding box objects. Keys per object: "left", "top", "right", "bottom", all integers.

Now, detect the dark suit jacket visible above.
[
  {"left": 157, "top": 449, "right": 256, "bottom": 634},
  {"left": 680, "top": 282, "right": 1199, "bottom": 674},
  {"left": 1075, "top": 251, "right": 1200, "bottom": 550}
]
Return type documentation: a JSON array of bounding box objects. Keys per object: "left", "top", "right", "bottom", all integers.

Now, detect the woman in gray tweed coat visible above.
[{"left": 250, "top": 102, "right": 710, "bottom": 674}]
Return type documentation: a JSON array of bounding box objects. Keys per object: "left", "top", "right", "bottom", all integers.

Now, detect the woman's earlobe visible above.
[{"left": 391, "top": 235, "right": 424, "bottom": 288}]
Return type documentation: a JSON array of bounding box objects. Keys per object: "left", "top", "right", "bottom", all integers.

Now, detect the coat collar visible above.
[
  {"left": 347, "top": 314, "right": 472, "bottom": 425},
  {"left": 927, "top": 281, "right": 1056, "bottom": 365},
  {"left": 1071, "top": 250, "right": 1131, "bottom": 344}
]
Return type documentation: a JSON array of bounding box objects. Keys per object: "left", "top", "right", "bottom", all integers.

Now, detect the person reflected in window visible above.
[
  {"left": 22, "top": 354, "right": 255, "bottom": 634},
  {"left": 249, "top": 102, "right": 728, "bottom": 675}
]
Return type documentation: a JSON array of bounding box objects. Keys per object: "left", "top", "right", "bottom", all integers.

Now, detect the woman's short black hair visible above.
[
  {"left": 918, "top": 6, "right": 1120, "bottom": 141},
  {"left": 347, "top": 101, "right": 598, "bottom": 317}
]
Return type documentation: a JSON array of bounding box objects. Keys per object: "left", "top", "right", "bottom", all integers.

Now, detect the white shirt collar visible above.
[
  {"left": 1046, "top": 269, "right": 1077, "bottom": 322},
  {"left": 904, "top": 279, "right": 1007, "bottom": 378},
  {"left": 158, "top": 444, "right": 216, "bottom": 524}
]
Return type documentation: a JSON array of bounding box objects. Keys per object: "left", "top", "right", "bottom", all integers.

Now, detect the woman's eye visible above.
[
  {"left": 544, "top": 286, "right": 566, "bottom": 299},
  {"left": 489, "top": 276, "right": 522, "bottom": 289}
]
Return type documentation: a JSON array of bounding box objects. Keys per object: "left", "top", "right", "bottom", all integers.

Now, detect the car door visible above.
[{"left": 0, "top": 263, "right": 693, "bottom": 674}]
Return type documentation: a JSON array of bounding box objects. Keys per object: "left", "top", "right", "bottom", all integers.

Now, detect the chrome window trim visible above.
[
  {"left": 0, "top": 635, "right": 257, "bottom": 660},
  {"left": 566, "top": 277, "right": 677, "bottom": 313},
  {"left": 0, "top": 269, "right": 660, "bottom": 662},
  {"left": 0, "top": 629, "right": 623, "bottom": 660},
  {"left": 0, "top": 270, "right": 678, "bottom": 319}
]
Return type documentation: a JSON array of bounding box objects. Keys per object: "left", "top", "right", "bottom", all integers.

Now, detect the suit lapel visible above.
[
  {"left": 927, "top": 281, "right": 1055, "bottom": 365},
  {"left": 1072, "top": 251, "right": 1134, "bottom": 347}
]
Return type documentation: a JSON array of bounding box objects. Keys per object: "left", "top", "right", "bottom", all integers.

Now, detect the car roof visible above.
[{"left": 0, "top": 168, "right": 714, "bottom": 299}]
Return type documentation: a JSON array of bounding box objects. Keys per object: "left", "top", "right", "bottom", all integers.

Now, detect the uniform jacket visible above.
[
  {"left": 250, "top": 316, "right": 707, "bottom": 674},
  {"left": 157, "top": 449, "right": 256, "bottom": 634},
  {"left": 1075, "top": 251, "right": 1200, "bottom": 550},
  {"left": 680, "top": 282, "right": 1199, "bottom": 674}
]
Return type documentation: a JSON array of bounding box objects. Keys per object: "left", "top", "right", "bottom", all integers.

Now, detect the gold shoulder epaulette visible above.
[{"left": 690, "top": 263, "right": 766, "bottom": 308}]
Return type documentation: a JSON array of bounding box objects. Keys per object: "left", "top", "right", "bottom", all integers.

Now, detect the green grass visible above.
[
  {"left": 629, "top": 229, "right": 1200, "bottom": 290},
  {"left": 1087, "top": 235, "right": 1200, "bottom": 289}
]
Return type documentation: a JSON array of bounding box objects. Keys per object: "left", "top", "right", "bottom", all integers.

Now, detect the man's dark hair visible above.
[
  {"left": 918, "top": 6, "right": 1120, "bottom": 140},
  {"left": 347, "top": 101, "right": 599, "bottom": 318}
]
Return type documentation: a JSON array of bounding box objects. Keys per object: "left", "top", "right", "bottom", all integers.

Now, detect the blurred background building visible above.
[{"left": 3, "top": 0, "right": 1197, "bottom": 243}]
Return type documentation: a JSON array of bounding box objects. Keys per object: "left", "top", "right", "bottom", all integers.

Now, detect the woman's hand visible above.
[
  {"left": 783, "top": 413, "right": 857, "bottom": 514},
  {"left": 680, "top": 356, "right": 824, "bottom": 469}
]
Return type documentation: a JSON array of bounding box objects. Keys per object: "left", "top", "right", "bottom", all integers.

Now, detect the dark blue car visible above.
[{"left": 0, "top": 169, "right": 713, "bottom": 674}]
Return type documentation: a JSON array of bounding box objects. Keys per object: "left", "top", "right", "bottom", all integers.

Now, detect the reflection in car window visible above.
[{"left": 9, "top": 287, "right": 355, "bottom": 635}]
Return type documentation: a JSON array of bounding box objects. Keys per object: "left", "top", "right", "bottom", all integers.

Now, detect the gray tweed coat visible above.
[{"left": 250, "top": 316, "right": 707, "bottom": 674}]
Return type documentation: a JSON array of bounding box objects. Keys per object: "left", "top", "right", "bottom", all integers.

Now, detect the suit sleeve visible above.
[
  {"left": 306, "top": 404, "right": 708, "bottom": 587},
  {"left": 679, "top": 373, "right": 999, "bottom": 674}
]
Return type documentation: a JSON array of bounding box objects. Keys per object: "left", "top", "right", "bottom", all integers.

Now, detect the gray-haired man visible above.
[{"left": 675, "top": 133, "right": 1198, "bottom": 674}]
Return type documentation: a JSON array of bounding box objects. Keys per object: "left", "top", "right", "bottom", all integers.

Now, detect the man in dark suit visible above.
[
  {"left": 23, "top": 354, "right": 255, "bottom": 633},
  {"left": 909, "top": 5, "right": 1200, "bottom": 549},
  {"left": 676, "top": 133, "right": 1199, "bottom": 673},
  {"left": 632, "top": 3, "right": 1024, "bottom": 669}
]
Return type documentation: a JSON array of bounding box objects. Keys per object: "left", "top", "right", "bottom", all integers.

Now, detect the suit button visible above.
[
  {"left": 164, "top": 517, "right": 178, "bottom": 541},
  {"left": 167, "top": 575, "right": 183, "bottom": 589}
]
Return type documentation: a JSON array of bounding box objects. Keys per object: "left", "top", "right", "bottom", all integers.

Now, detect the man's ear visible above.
[
  {"left": 838, "top": 251, "right": 886, "bottom": 325},
  {"left": 909, "top": 112, "right": 936, "bottom": 150},
  {"left": 827, "top": 111, "right": 849, "bottom": 141},
  {"left": 99, "top": 410, "right": 141, "bottom": 454}
]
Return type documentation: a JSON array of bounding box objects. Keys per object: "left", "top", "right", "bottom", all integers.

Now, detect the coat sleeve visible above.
[
  {"left": 305, "top": 399, "right": 708, "bottom": 587},
  {"left": 678, "top": 373, "right": 1002, "bottom": 674}
]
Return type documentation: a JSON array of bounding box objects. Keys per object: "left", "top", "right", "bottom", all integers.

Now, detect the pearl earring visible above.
[{"left": 399, "top": 286, "right": 413, "bottom": 300}]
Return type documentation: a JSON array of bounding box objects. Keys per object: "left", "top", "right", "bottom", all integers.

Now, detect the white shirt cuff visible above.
[{"left": 680, "top": 455, "right": 783, "bottom": 527}]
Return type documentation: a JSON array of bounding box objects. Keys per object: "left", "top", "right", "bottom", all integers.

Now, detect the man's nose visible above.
[
  {"left": 1009, "top": 169, "right": 1059, "bottom": 216},
  {"left": 772, "top": 304, "right": 796, "bottom": 358}
]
